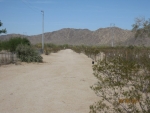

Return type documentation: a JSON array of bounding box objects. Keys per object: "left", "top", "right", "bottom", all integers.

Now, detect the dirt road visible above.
[{"left": 0, "top": 49, "right": 98, "bottom": 113}]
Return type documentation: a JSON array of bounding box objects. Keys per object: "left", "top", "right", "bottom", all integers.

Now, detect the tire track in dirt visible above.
[{"left": 0, "top": 49, "right": 99, "bottom": 113}]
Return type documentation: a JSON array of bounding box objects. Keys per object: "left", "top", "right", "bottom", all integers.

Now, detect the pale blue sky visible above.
[{"left": 0, "top": 0, "right": 150, "bottom": 35}]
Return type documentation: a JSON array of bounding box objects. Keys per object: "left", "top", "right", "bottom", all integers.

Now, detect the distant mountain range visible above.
[{"left": 0, "top": 27, "right": 150, "bottom": 46}]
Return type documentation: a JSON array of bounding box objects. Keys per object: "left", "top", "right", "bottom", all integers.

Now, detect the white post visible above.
[
  {"left": 41, "top": 10, "right": 44, "bottom": 53},
  {"left": 110, "top": 23, "right": 115, "bottom": 47}
]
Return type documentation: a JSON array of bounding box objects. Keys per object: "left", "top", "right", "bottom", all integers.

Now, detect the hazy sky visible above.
[{"left": 0, "top": 0, "right": 150, "bottom": 35}]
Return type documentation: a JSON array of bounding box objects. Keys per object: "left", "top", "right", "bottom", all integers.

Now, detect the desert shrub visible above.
[
  {"left": 0, "top": 37, "right": 30, "bottom": 52},
  {"left": 90, "top": 48, "right": 150, "bottom": 113},
  {"left": 0, "top": 41, "right": 1, "bottom": 51},
  {"left": 8, "top": 37, "right": 30, "bottom": 52},
  {"left": 73, "top": 47, "right": 82, "bottom": 53},
  {"left": 52, "top": 47, "right": 60, "bottom": 53},
  {"left": 44, "top": 43, "right": 60, "bottom": 54},
  {"left": 34, "top": 43, "right": 42, "bottom": 49},
  {"left": 62, "top": 44, "right": 69, "bottom": 49},
  {"left": 44, "top": 47, "right": 50, "bottom": 55},
  {"left": 0, "top": 40, "right": 9, "bottom": 50},
  {"left": 16, "top": 44, "right": 43, "bottom": 62},
  {"left": 71, "top": 45, "right": 86, "bottom": 53},
  {"left": 46, "top": 43, "right": 56, "bottom": 48}
]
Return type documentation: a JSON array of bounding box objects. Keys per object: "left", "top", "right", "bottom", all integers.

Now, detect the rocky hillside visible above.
[{"left": 1, "top": 27, "right": 149, "bottom": 46}]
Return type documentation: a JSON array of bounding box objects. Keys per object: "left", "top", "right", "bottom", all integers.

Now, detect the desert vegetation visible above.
[
  {"left": 0, "top": 20, "right": 6, "bottom": 34},
  {"left": 16, "top": 44, "right": 42, "bottom": 63},
  {"left": 89, "top": 47, "right": 150, "bottom": 113},
  {"left": 0, "top": 37, "right": 43, "bottom": 63},
  {"left": 0, "top": 37, "right": 30, "bottom": 52},
  {"left": 38, "top": 43, "right": 150, "bottom": 112},
  {"left": 88, "top": 17, "right": 150, "bottom": 113},
  {"left": 0, "top": 18, "right": 150, "bottom": 112}
]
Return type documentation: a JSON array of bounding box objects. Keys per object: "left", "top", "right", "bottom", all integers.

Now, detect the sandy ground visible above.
[{"left": 0, "top": 49, "right": 99, "bottom": 113}]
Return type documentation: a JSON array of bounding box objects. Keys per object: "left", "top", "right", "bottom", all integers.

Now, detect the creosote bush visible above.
[
  {"left": 16, "top": 44, "right": 43, "bottom": 63},
  {"left": 90, "top": 48, "right": 150, "bottom": 113},
  {"left": 35, "top": 43, "right": 67, "bottom": 55}
]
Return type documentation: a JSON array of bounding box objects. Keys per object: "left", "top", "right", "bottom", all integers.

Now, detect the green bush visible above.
[
  {"left": 9, "top": 37, "right": 30, "bottom": 52},
  {"left": 0, "top": 40, "right": 9, "bottom": 50},
  {"left": 0, "top": 37, "right": 30, "bottom": 52},
  {"left": 16, "top": 44, "right": 43, "bottom": 63}
]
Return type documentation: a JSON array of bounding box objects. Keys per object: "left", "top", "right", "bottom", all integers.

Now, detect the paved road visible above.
[{"left": 0, "top": 49, "right": 98, "bottom": 113}]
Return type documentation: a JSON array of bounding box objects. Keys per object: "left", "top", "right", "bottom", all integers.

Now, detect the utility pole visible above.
[
  {"left": 41, "top": 10, "right": 44, "bottom": 53},
  {"left": 110, "top": 23, "right": 115, "bottom": 47}
]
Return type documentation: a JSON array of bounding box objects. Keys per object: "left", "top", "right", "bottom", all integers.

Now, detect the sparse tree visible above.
[
  {"left": 0, "top": 21, "right": 7, "bottom": 34},
  {"left": 132, "top": 17, "right": 150, "bottom": 38}
]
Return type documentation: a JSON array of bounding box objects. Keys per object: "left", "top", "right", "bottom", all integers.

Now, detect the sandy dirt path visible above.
[{"left": 0, "top": 49, "right": 99, "bottom": 113}]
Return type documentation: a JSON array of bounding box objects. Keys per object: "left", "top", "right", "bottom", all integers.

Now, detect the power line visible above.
[{"left": 21, "top": 0, "right": 40, "bottom": 14}]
